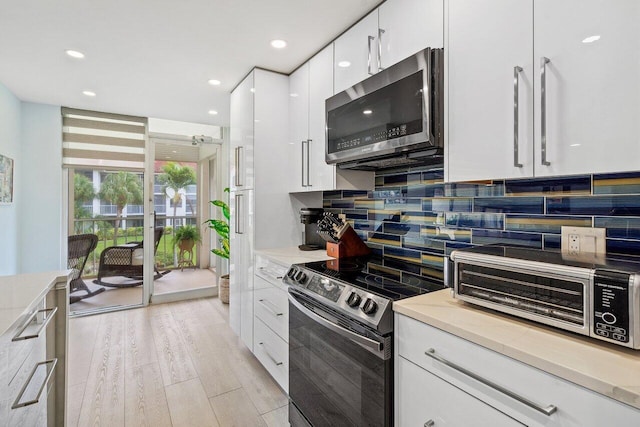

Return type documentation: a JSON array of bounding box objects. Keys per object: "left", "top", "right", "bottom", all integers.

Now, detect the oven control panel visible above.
[{"left": 593, "top": 270, "right": 630, "bottom": 343}]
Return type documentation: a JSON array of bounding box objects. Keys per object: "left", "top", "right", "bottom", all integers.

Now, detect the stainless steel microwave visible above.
[
  {"left": 325, "top": 47, "right": 443, "bottom": 170},
  {"left": 450, "top": 245, "right": 640, "bottom": 349}
]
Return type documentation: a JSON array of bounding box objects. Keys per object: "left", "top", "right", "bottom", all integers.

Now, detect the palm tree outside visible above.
[
  {"left": 158, "top": 162, "right": 196, "bottom": 228},
  {"left": 98, "top": 171, "right": 144, "bottom": 245},
  {"left": 73, "top": 173, "right": 96, "bottom": 233}
]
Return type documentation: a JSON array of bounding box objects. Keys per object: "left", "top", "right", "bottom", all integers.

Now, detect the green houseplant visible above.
[
  {"left": 172, "top": 224, "right": 201, "bottom": 269},
  {"left": 206, "top": 188, "right": 230, "bottom": 302}
]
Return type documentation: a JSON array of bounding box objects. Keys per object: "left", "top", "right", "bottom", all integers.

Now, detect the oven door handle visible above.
[{"left": 288, "top": 292, "right": 383, "bottom": 354}]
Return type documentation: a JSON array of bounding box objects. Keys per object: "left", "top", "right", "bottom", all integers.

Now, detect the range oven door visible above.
[{"left": 288, "top": 288, "right": 392, "bottom": 427}]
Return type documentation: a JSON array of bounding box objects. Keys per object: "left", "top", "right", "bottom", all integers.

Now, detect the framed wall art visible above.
[{"left": 0, "top": 153, "right": 14, "bottom": 204}]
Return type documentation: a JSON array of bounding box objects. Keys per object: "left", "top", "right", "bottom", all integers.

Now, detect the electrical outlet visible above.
[{"left": 561, "top": 226, "right": 606, "bottom": 255}]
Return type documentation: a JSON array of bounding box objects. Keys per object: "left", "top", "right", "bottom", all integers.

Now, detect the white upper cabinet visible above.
[
  {"left": 533, "top": 0, "right": 640, "bottom": 177},
  {"left": 378, "top": 0, "right": 444, "bottom": 69},
  {"left": 447, "top": 0, "right": 640, "bottom": 182},
  {"left": 447, "top": 0, "right": 534, "bottom": 182},
  {"left": 230, "top": 73, "right": 255, "bottom": 190},
  {"left": 288, "top": 63, "right": 309, "bottom": 193}
]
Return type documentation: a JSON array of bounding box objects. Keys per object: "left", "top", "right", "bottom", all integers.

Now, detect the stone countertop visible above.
[
  {"left": 393, "top": 289, "right": 640, "bottom": 410},
  {"left": 254, "top": 246, "right": 334, "bottom": 267},
  {"left": 0, "top": 270, "right": 70, "bottom": 336}
]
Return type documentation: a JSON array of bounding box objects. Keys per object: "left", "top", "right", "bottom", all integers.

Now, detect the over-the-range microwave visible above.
[
  {"left": 325, "top": 47, "right": 443, "bottom": 170},
  {"left": 449, "top": 245, "right": 640, "bottom": 349}
]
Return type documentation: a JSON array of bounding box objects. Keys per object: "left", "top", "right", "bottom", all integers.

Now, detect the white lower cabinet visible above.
[
  {"left": 395, "top": 313, "right": 640, "bottom": 427},
  {"left": 253, "top": 317, "right": 288, "bottom": 392}
]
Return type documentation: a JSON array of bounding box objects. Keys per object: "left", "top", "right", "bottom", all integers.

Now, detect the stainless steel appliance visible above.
[
  {"left": 298, "top": 208, "right": 325, "bottom": 251},
  {"left": 450, "top": 245, "right": 640, "bottom": 349},
  {"left": 325, "top": 47, "right": 443, "bottom": 170},
  {"left": 284, "top": 256, "right": 444, "bottom": 426}
]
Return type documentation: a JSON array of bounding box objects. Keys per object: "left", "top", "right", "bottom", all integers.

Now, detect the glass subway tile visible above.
[
  {"left": 322, "top": 199, "right": 332, "bottom": 208},
  {"left": 472, "top": 229, "right": 543, "bottom": 248},
  {"left": 422, "top": 252, "right": 445, "bottom": 269},
  {"left": 407, "top": 184, "right": 445, "bottom": 198},
  {"left": 546, "top": 195, "right": 640, "bottom": 216},
  {"left": 422, "top": 226, "right": 472, "bottom": 243},
  {"left": 329, "top": 200, "right": 354, "bottom": 209},
  {"left": 543, "top": 234, "right": 561, "bottom": 250},
  {"left": 444, "top": 241, "right": 474, "bottom": 255},
  {"left": 593, "top": 172, "right": 640, "bottom": 195},
  {"left": 385, "top": 197, "right": 422, "bottom": 211},
  {"left": 375, "top": 176, "right": 384, "bottom": 187},
  {"left": 368, "top": 209, "right": 402, "bottom": 222},
  {"left": 403, "top": 236, "right": 445, "bottom": 252},
  {"left": 422, "top": 169, "right": 445, "bottom": 184},
  {"left": 474, "top": 197, "right": 544, "bottom": 214},
  {"left": 446, "top": 212, "right": 504, "bottom": 229},
  {"left": 342, "top": 190, "right": 369, "bottom": 199},
  {"left": 343, "top": 209, "right": 368, "bottom": 221},
  {"left": 445, "top": 181, "right": 505, "bottom": 197},
  {"left": 401, "top": 211, "right": 443, "bottom": 226},
  {"left": 421, "top": 267, "right": 445, "bottom": 281},
  {"left": 505, "top": 176, "right": 591, "bottom": 196},
  {"left": 606, "top": 238, "right": 640, "bottom": 259},
  {"left": 368, "top": 232, "right": 402, "bottom": 246},
  {"left": 425, "top": 197, "right": 473, "bottom": 213},
  {"left": 353, "top": 220, "right": 382, "bottom": 233},
  {"left": 595, "top": 217, "right": 640, "bottom": 239},
  {"left": 323, "top": 190, "right": 343, "bottom": 200},
  {"left": 384, "top": 222, "right": 420, "bottom": 237},
  {"left": 371, "top": 188, "right": 406, "bottom": 198},
  {"left": 383, "top": 173, "right": 411, "bottom": 187},
  {"left": 366, "top": 242, "right": 384, "bottom": 257},
  {"left": 505, "top": 215, "right": 591, "bottom": 234},
  {"left": 355, "top": 199, "right": 385, "bottom": 209}
]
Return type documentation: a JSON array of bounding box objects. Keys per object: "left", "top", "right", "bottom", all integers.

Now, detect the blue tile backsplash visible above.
[{"left": 323, "top": 167, "right": 640, "bottom": 285}]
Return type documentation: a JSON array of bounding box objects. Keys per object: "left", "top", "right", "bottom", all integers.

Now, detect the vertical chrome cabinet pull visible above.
[
  {"left": 306, "top": 139, "right": 312, "bottom": 187},
  {"left": 11, "top": 359, "right": 58, "bottom": 409},
  {"left": 424, "top": 421, "right": 435, "bottom": 427},
  {"left": 378, "top": 28, "right": 385, "bottom": 71},
  {"left": 259, "top": 342, "right": 283, "bottom": 366},
  {"left": 234, "top": 147, "right": 239, "bottom": 186},
  {"left": 513, "top": 66, "right": 524, "bottom": 168},
  {"left": 367, "top": 35, "right": 375, "bottom": 75},
  {"left": 540, "top": 57, "right": 551, "bottom": 166},
  {"left": 301, "top": 140, "right": 307, "bottom": 187},
  {"left": 425, "top": 348, "right": 557, "bottom": 416},
  {"left": 12, "top": 307, "right": 57, "bottom": 341},
  {"left": 235, "top": 194, "right": 244, "bottom": 235}
]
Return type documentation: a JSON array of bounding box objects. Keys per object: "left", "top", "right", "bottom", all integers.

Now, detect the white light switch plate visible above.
[{"left": 561, "top": 226, "right": 606, "bottom": 255}]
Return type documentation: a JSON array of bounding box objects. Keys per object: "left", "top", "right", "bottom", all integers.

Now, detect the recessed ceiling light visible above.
[
  {"left": 582, "top": 35, "right": 601, "bottom": 43},
  {"left": 570, "top": 143, "right": 581, "bottom": 147},
  {"left": 270, "top": 39, "right": 287, "bottom": 49},
  {"left": 208, "top": 110, "right": 218, "bottom": 115},
  {"left": 82, "top": 90, "right": 96, "bottom": 97},
  {"left": 172, "top": 150, "right": 177, "bottom": 153},
  {"left": 66, "top": 49, "right": 85, "bottom": 59},
  {"left": 208, "top": 79, "right": 221, "bottom": 86},
  {"left": 250, "top": 88, "right": 255, "bottom": 93},
  {"left": 338, "top": 61, "right": 351, "bottom": 68},
  {"left": 363, "top": 109, "right": 373, "bottom": 115},
  {"left": 290, "top": 93, "right": 299, "bottom": 97}
]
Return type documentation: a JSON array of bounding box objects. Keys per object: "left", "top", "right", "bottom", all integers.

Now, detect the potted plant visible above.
[
  {"left": 172, "top": 224, "right": 201, "bottom": 269},
  {"left": 206, "top": 188, "right": 230, "bottom": 303}
]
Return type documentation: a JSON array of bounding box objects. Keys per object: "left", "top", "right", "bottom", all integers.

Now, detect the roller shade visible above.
[{"left": 62, "top": 107, "right": 147, "bottom": 170}]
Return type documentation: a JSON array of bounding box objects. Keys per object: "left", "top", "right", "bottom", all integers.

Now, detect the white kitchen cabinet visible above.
[
  {"left": 230, "top": 72, "right": 254, "bottom": 191},
  {"left": 334, "top": 0, "right": 444, "bottom": 94},
  {"left": 395, "top": 313, "right": 640, "bottom": 427},
  {"left": 446, "top": 0, "right": 640, "bottom": 182},
  {"left": 532, "top": 0, "right": 640, "bottom": 177},
  {"left": 289, "top": 45, "right": 374, "bottom": 192}
]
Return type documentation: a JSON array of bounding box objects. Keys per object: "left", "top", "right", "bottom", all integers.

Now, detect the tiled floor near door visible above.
[{"left": 67, "top": 297, "right": 288, "bottom": 426}]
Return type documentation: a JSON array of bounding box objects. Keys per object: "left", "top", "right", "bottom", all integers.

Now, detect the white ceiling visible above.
[{"left": 0, "top": 0, "right": 382, "bottom": 127}]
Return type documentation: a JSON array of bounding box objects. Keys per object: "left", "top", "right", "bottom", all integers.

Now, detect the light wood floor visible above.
[{"left": 67, "top": 296, "right": 289, "bottom": 426}]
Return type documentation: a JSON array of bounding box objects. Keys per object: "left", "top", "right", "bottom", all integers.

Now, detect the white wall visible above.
[
  {"left": 0, "top": 82, "right": 21, "bottom": 275},
  {"left": 19, "top": 103, "right": 63, "bottom": 273}
]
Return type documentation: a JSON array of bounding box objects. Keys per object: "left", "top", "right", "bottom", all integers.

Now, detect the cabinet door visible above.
[
  {"left": 378, "top": 0, "right": 444, "bottom": 70},
  {"left": 288, "top": 63, "right": 310, "bottom": 192},
  {"left": 334, "top": 10, "right": 379, "bottom": 94},
  {"left": 229, "top": 72, "right": 254, "bottom": 191},
  {"left": 397, "top": 357, "right": 524, "bottom": 427},
  {"left": 446, "top": 0, "right": 534, "bottom": 182},
  {"left": 228, "top": 191, "right": 242, "bottom": 336},
  {"left": 533, "top": 0, "right": 640, "bottom": 176},
  {"left": 308, "top": 45, "right": 336, "bottom": 191}
]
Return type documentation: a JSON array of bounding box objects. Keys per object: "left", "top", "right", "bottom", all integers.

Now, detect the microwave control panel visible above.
[{"left": 593, "top": 270, "right": 630, "bottom": 343}]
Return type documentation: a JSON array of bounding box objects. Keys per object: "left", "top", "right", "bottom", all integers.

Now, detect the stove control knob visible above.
[
  {"left": 361, "top": 298, "right": 378, "bottom": 315},
  {"left": 346, "top": 292, "right": 362, "bottom": 307},
  {"left": 294, "top": 271, "right": 307, "bottom": 283},
  {"left": 287, "top": 268, "right": 296, "bottom": 278}
]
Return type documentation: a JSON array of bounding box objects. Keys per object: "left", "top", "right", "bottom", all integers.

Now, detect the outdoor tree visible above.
[
  {"left": 158, "top": 162, "right": 196, "bottom": 227},
  {"left": 98, "top": 171, "right": 143, "bottom": 245},
  {"left": 73, "top": 174, "right": 96, "bottom": 233}
]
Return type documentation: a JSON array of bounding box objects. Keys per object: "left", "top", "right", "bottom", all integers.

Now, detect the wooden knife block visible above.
[{"left": 326, "top": 224, "right": 371, "bottom": 258}]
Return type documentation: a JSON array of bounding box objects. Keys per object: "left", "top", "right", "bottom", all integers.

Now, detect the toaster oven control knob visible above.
[
  {"left": 361, "top": 298, "right": 378, "bottom": 315},
  {"left": 602, "top": 312, "right": 617, "bottom": 325},
  {"left": 294, "top": 271, "right": 307, "bottom": 283},
  {"left": 346, "top": 292, "right": 362, "bottom": 307}
]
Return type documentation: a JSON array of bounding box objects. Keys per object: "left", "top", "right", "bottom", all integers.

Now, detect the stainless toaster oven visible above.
[{"left": 450, "top": 245, "right": 640, "bottom": 349}]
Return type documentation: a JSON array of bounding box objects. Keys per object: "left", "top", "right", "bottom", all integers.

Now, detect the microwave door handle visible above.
[
  {"left": 540, "top": 57, "right": 551, "bottom": 166},
  {"left": 288, "top": 292, "right": 383, "bottom": 354},
  {"left": 367, "top": 36, "right": 375, "bottom": 75},
  {"left": 513, "top": 66, "right": 524, "bottom": 168},
  {"left": 424, "top": 47, "right": 432, "bottom": 141}
]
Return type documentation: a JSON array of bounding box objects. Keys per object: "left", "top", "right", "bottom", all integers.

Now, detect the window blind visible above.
[{"left": 62, "top": 107, "right": 147, "bottom": 170}]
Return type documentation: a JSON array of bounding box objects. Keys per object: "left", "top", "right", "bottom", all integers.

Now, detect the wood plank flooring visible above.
[{"left": 67, "top": 297, "right": 289, "bottom": 426}]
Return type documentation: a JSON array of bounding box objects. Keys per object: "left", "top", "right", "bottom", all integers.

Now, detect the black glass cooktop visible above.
[{"left": 297, "top": 255, "right": 445, "bottom": 301}]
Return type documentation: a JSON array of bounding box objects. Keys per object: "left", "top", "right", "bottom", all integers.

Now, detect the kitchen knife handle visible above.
[
  {"left": 540, "top": 57, "right": 551, "bottom": 166},
  {"left": 513, "top": 66, "right": 523, "bottom": 168},
  {"left": 367, "top": 36, "right": 375, "bottom": 75}
]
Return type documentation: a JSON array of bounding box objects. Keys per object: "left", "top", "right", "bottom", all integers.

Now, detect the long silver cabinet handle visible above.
[
  {"left": 234, "top": 147, "right": 240, "bottom": 187},
  {"left": 306, "top": 139, "right": 312, "bottom": 187},
  {"left": 378, "top": 28, "right": 385, "bottom": 71},
  {"left": 12, "top": 307, "right": 57, "bottom": 341},
  {"left": 11, "top": 359, "right": 58, "bottom": 409},
  {"left": 258, "top": 342, "right": 283, "bottom": 366},
  {"left": 236, "top": 194, "right": 244, "bottom": 234},
  {"left": 540, "top": 57, "right": 551, "bottom": 166},
  {"left": 513, "top": 66, "right": 523, "bottom": 168},
  {"left": 258, "top": 298, "right": 283, "bottom": 317},
  {"left": 367, "top": 36, "right": 375, "bottom": 75},
  {"left": 301, "top": 140, "right": 307, "bottom": 187},
  {"left": 424, "top": 348, "right": 557, "bottom": 416}
]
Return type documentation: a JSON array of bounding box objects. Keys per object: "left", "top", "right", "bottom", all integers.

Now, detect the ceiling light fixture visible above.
[
  {"left": 270, "top": 39, "right": 287, "bottom": 49},
  {"left": 338, "top": 61, "right": 351, "bottom": 68},
  {"left": 290, "top": 93, "right": 299, "bottom": 97},
  {"left": 65, "top": 49, "right": 85, "bottom": 59},
  {"left": 208, "top": 110, "right": 218, "bottom": 115},
  {"left": 582, "top": 35, "right": 601, "bottom": 43},
  {"left": 208, "top": 79, "right": 221, "bottom": 86},
  {"left": 363, "top": 109, "right": 373, "bottom": 115},
  {"left": 82, "top": 90, "right": 96, "bottom": 97}
]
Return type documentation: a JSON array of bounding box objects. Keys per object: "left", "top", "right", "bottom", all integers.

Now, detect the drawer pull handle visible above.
[
  {"left": 424, "top": 421, "right": 435, "bottom": 427},
  {"left": 11, "top": 358, "right": 58, "bottom": 409},
  {"left": 424, "top": 348, "right": 557, "bottom": 416},
  {"left": 12, "top": 307, "right": 58, "bottom": 342},
  {"left": 258, "top": 299, "right": 283, "bottom": 317},
  {"left": 258, "top": 342, "right": 283, "bottom": 366},
  {"left": 258, "top": 267, "right": 284, "bottom": 281}
]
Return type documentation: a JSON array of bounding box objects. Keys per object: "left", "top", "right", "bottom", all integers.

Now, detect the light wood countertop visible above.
[{"left": 394, "top": 289, "right": 640, "bottom": 410}]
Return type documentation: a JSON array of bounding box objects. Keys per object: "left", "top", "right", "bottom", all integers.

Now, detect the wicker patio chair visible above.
[
  {"left": 68, "top": 233, "right": 105, "bottom": 304},
  {"left": 94, "top": 226, "right": 169, "bottom": 287}
]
